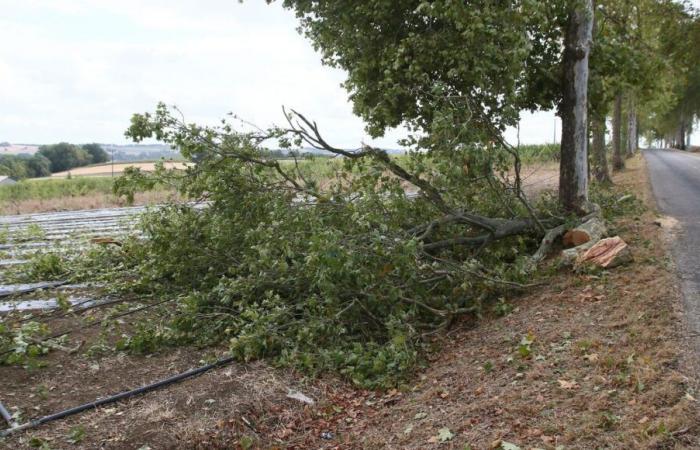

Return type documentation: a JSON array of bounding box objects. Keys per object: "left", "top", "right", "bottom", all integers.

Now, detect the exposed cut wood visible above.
[
  {"left": 578, "top": 236, "right": 632, "bottom": 268},
  {"left": 562, "top": 218, "right": 606, "bottom": 248}
]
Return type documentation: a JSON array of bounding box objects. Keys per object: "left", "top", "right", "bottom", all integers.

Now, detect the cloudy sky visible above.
[{"left": 0, "top": 0, "right": 697, "bottom": 147}]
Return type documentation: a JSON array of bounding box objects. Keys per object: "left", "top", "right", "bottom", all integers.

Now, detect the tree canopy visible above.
[{"left": 37, "top": 142, "right": 108, "bottom": 173}]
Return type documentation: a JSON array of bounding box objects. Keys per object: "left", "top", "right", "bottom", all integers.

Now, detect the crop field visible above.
[{"left": 50, "top": 161, "right": 191, "bottom": 178}]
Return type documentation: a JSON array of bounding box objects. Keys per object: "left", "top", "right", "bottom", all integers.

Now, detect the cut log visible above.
[
  {"left": 562, "top": 218, "right": 606, "bottom": 248},
  {"left": 578, "top": 236, "right": 631, "bottom": 268}
]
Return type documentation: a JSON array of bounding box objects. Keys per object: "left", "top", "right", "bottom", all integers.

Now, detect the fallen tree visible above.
[{"left": 73, "top": 103, "right": 601, "bottom": 387}]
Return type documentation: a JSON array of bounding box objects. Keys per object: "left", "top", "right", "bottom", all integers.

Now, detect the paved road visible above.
[{"left": 644, "top": 149, "right": 700, "bottom": 349}]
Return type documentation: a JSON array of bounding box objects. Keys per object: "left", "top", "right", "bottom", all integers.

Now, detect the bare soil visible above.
[{"left": 1, "top": 156, "right": 698, "bottom": 449}]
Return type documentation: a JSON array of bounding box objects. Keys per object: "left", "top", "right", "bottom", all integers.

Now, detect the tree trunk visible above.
[
  {"left": 559, "top": 0, "right": 593, "bottom": 214},
  {"left": 612, "top": 94, "right": 624, "bottom": 170},
  {"left": 626, "top": 96, "right": 637, "bottom": 157},
  {"left": 591, "top": 117, "right": 611, "bottom": 183},
  {"left": 679, "top": 114, "right": 687, "bottom": 150}
]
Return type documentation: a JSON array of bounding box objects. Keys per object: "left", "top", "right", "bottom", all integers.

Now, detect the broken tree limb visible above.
[{"left": 531, "top": 224, "right": 568, "bottom": 265}]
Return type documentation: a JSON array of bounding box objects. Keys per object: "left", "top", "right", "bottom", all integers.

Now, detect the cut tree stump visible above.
[
  {"left": 577, "top": 236, "right": 631, "bottom": 268},
  {"left": 562, "top": 218, "right": 606, "bottom": 248}
]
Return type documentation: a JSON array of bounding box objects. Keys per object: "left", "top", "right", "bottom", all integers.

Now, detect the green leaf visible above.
[{"left": 438, "top": 427, "right": 455, "bottom": 442}]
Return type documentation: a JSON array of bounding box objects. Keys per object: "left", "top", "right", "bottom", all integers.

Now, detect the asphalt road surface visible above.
[{"left": 644, "top": 149, "right": 700, "bottom": 351}]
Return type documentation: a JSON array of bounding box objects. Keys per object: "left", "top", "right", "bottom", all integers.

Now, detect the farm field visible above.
[
  {"left": 0, "top": 144, "right": 39, "bottom": 155},
  {"left": 50, "top": 161, "right": 191, "bottom": 178}
]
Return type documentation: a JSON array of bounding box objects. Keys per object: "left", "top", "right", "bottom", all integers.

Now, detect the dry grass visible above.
[{"left": 50, "top": 162, "right": 190, "bottom": 178}]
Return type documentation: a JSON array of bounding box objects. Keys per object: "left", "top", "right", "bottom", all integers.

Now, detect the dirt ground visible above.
[{"left": 1, "top": 156, "right": 698, "bottom": 449}]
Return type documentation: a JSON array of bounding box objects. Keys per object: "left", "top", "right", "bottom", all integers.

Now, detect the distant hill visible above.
[
  {"left": 0, "top": 144, "right": 40, "bottom": 155},
  {"left": 0, "top": 142, "right": 404, "bottom": 162},
  {"left": 101, "top": 144, "right": 182, "bottom": 162}
]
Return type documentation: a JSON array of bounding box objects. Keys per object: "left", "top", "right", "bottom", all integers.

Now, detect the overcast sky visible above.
[{"left": 1, "top": 0, "right": 697, "bottom": 147}]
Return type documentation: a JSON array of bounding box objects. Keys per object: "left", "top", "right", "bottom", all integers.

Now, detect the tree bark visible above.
[
  {"left": 559, "top": 0, "right": 593, "bottom": 214},
  {"left": 626, "top": 96, "right": 637, "bottom": 157},
  {"left": 591, "top": 116, "right": 611, "bottom": 183},
  {"left": 679, "top": 113, "right": 687, "bottom": 150},
  {"left": 612, "top": 94, "right": 624, "bottom": 170}
]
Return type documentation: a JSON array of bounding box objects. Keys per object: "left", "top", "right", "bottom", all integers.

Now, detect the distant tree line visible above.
[
  {"left": 0, "top": 143, "right": 109, "bottom": 180},
  {"left": 111, "top": 149, "right": 184, "bottom": 162}
]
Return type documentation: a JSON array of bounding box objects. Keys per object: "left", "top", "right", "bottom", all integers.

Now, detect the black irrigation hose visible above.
[{"left": 0, "top": 355, "right": 236, "bottom": 437}]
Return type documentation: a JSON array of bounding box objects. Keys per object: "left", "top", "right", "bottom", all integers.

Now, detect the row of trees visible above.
[
  {"left": 0, "top": 143, "right": 109, "bottom": 180},
  {"left": 588, "top": 0, "right": 700, "bottom": 182},
  {"left": 37, "top": 143, "right": 109, "bottom": 173},
  {"left": 0, "top": 154, "right": 52, "bottom": 179},
  {"left": 278, "top": 0, "right": 699, "bottom": 212}
]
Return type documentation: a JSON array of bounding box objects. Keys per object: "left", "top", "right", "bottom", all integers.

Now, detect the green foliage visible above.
[
  {"left": 67, "top": 426, "right": 86, "bottom": 445},
  {"left": 279, "top": 0, "right": 565, "bottom": 141},
  {"left": 0, "top": 321, "right": 50, "bottom": 365},
  {"left": 74, "top": 104, "right": 556, "bottom": 388},
  {"left": 517, "top": 333, "right": 535, "bottom": 359},
  {"left": 493, "top": 298, "right": 515, "bottom": 317},
  {"left": 81, "top": 143, "right": 110, "bottom": 164},
  {"left": 15, "top": 224, "right": 46, "bottom": 242},
  {"left": 0, "top": 154, "right": 51, "bottom": 179},
  {"left": 517, "top": 144, "right": 560, "bottom": 163},
  {"left": 589, "top": 184, "right": 646, "bottom": 220},
  {"left": 38, "top": 142, "right": 92, "bottom": 173},
  {"left": 26, "top": 253, "right": 68, "bottom": 281},
  {"left": 28, "top": 436, "right": 51, "bottom": 449},
  {"left": 30, "top": 142, "right": 108, "bottom": 175},
  {"left": 112, "top": 166, "right": 162, "bottom": 204}
]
